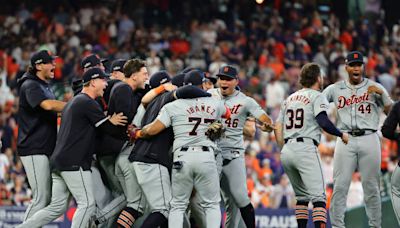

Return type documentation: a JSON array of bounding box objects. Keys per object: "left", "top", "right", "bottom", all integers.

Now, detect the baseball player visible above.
[
  {"left": 17, "top": 50, "right": 66, "bottom": 220},
  {"left": 17, "top": 68, "right": 127, "bottom": 228},
  {"left": 188, "top": 71, "right": 255, "bottom": 228},
  {"left": 104, "top": 58, "right": 150, "bottom": 227},
  {"left": 208, "top": 65, "right": 274, "bottom": 228},
  {"left": 131, "top": 70, "right": 230, "bottom": 228},
  {"left": 381, "top": 101, "right": 400, "bottom": 225},
  {"left": 127, "top": 70, "right": 214, "bottom": 227},
  {"left": 103, "top": 58, "right": 127, "bottom": 102},
  {"left": 81, "top": 54, "right": 107, "bottom": 71},
  {"left": 71, "top": 55, "right": 123, "bottom": 227},
  {"left": 92, "top": 59, "right": 130, "bottom": 227},
  {"left": 275, "top": 63, "right": 349, "bottom": 228},
  {"left": 323, "top": 51, "right": 393, "bottom": 228},
  {"left": 95, "top": 59, "right": 127, "bottom": 193},
  {"left": 72, "top": 54, "right": 108, "bottom": 96}
]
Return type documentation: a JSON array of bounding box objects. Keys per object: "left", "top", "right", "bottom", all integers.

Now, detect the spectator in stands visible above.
[
  {"left": 251, "top": 174, "right": 274, "bottom": 209},
  {"left": 270, "top": 174, "right": 296, "bottom": 209}
]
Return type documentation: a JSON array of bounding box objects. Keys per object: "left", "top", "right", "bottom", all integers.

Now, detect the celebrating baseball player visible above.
[
  {"left": 323, "top": 51, "right": 393, "bottom": 228},
  {"left": 208, "top": 65, "right": 274, "bottom": 228},
  {"left": 274, "top": 63, "right": 349, "bottom": 228},
  {"left": 131, "top": 70, "right": 230, "bottom": 228},
  {"left": 17, "top": 68, "right": 127, "bottom": 228},
  {"left": 17, "top": 50, "right": 66, "bottom": 221}
]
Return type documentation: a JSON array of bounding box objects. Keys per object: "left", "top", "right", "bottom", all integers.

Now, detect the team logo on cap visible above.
[
  {"left": 84, "top": 62, "right": 91, "bottom": 68},
  {"left": 113, "top": 66, "right": 121, "bottom": 71},
  {"left": 224, "top": 67, "right": 229, "bottom": 72},
  {"left": 354, "top": 53, "right": 358, "bottom": 59},
  {"left": 160, "top": 78, "right": 168, "bottom": 84}
]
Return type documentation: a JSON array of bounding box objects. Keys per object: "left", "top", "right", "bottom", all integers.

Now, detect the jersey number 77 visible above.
[{"left": 188, "top": 117, "right": 215, "bottom": 135}]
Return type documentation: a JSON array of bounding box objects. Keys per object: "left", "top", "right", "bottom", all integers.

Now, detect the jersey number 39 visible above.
[{"left": 286, "top": 108, "right": 304, "bottom": 129}]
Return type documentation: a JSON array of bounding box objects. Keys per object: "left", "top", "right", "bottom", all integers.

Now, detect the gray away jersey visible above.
[
  {"left": 277, "top": 88, "right": 329, "bottom": 143},
  {"left": 157, "top": 96, "right": 226, "bottom": 152},
  {"left": 323, "top": 79, "right": 393, "bottom": 131},
  {"left": 208, "top": 88, "right": 266, "bottom": 150}
]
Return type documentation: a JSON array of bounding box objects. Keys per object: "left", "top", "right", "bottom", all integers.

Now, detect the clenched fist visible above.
[{"left": 367, "top": 85, "right": 383, "bottom": 95}]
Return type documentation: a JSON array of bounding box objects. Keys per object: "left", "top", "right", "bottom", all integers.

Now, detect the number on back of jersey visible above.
[
  {"left": 188, "top": 117, "right": 215, "bottom": 135},
  {"left": 285, "top": 108, "right": 304, "bottom": 129}
]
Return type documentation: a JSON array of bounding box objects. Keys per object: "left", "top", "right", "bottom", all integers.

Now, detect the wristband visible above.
[
  {"left": 135, "top": 130, "right": 143, "bottom": 138},
  {"left": 154, "top": 85, "right": 166, "bottom": 95}
]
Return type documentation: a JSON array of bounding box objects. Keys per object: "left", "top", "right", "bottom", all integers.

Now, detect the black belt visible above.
[
  {"left": 181, "top": 146, "right": 209, "bottom": 152},
  {"left": 347, "top": 129, "right": 377, "bottom": 137},
  {"left": 284, "top": 137, "right": 318, "bottom": 147}
]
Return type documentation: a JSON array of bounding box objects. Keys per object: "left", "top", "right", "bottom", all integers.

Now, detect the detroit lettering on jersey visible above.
[
  {"left": 230, "top": 104, "right": 242, "bottom": 114},
  {"left": 186, "top": 104, "right": 216, "bottom": 116},
  {"left": 323, "top": 79, "right": 393, "bottom": 131},
  {"left": 207, "top": 88, "right": 267, "bottom": 153},
  {"left": 337, "top": 92, "right": 369, "bottom": 109}
]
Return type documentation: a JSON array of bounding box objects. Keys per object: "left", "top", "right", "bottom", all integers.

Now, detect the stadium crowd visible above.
[{"left": 0, "top": 0, "right": 399, "bottom": 212}]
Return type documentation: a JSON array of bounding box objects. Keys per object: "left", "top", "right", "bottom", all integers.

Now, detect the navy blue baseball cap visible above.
[
  {"left": 184, "top": 70, "right": 206, "bottom": 86},
  {"left": 216, "top": 65, "right": 238, "bottom": 79},
  {"left": 346, "top": 51, "right": 364, "bottom": 65},
  {"left": 81, "top": 54, "right": 108, "bottom": 69},
  {"left": 171, "top": 73, "right": 185, "bottom": 87},
  {"left": 111, "top": 59, "right": 127, "bottom": 72},
  {"left": 31, "top": 50, "right": 56, "bottom": 66},
  {"left": 82, "top": 67, "right": 108, "bottom": 84},
  {"left": 149, "top": 71, "right": 171, "bottom": 88}
]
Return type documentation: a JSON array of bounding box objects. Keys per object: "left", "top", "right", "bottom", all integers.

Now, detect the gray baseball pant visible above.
[
  {"left": 188, "top": 150, "right": 223, "bottom": 228},
  {"left": 280, "top": 141, "right": 326, "bottom": 203},
  {"left": 115, "top": 144, "right": 146, "bottom": 213},
  {"left": 20, "top": 155, "right": 51, "bottom": 221},
  {"left": 220, "top": 154, "right": 251, "bottom": 228},
  {"left": 132, "top": 162, "right": 171, "bottom": 218},
  {"left": 17, "top": 169, "right": 95, "bottom": 228},
  {"left": 330, "top": 133, "right": 381, "bottom": 228},
  {"left": 91, "top": 164, "right": 126, "bottom": 226},
  {"left": 169, "top": 147, "right": 221, "bottom": 228},
  {"left": 99, "top": 155, "right": 124, "bottom": 194}
]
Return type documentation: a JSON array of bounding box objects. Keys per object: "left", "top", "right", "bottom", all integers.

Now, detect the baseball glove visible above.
[{"left": 206, "top": 120, "right": 225, "bottom": 141}]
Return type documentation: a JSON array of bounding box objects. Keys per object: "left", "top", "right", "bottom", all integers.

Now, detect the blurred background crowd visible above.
[{"left": 0, "top": 0, "right": 400, "bottom": 211}]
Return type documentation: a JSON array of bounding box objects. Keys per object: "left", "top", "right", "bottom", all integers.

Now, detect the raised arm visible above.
[{"left": 141, "top": 83, "right": 176, "bottom": 107}]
